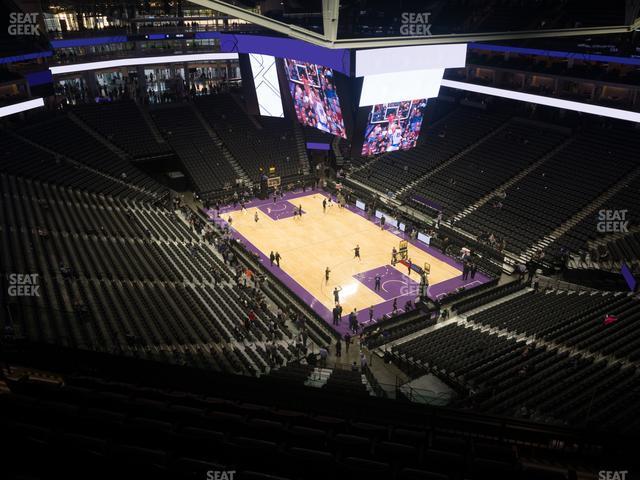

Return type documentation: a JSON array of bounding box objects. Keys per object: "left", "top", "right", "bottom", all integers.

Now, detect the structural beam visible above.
[
  {"left": 331, "top": 26, "right": 635, "bottom": 48},
  {"left": 187, "top": 0, "right": 326, "bottom": 44},
  {"left": 322, "top": 0, "right": 340, "bottom": 42},
  {"left": 188, "top": 0, "right": 638, "bottom": 49}
]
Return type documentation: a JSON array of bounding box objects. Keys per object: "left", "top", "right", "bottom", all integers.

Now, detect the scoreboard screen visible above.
[
  {"left": 361, "top": 99, "right": 427, "bottom": 156},
  {"left": 284, "top": 59, "right": 346, "bottom": 138}
]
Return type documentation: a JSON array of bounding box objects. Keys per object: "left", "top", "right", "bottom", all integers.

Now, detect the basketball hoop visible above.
[{"left": 267, "top": 176, "right": 281, "bottom": 189}]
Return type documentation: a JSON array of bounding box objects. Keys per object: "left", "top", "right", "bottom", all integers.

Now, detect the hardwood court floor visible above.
[{"left": 226, "top": 193, "right": 460, "bottom": 315}]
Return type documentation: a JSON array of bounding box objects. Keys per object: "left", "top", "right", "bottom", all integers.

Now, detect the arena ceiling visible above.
[{"left": 187, "top": 0, "right": 640, "bottom": 49}]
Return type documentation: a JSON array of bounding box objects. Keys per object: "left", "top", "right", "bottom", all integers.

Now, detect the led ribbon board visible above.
[
  {"left": 50, "top": 53, "right": 239, "bottom": 75},
  {"left": 0, "top": 98, "right": 45, "bottom": 118}
]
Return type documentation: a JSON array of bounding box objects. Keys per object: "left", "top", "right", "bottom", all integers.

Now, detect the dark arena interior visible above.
[{"left": 1, "top": 1, "right": 640, "bottom": 479}]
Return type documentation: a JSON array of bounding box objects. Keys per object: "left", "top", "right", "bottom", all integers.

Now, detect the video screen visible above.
[
  {"left": 358, "top": 68, "right": 444, "bottom": 107},
  {"left": 284, "top": 59, "right": 346, "bottom": 138},
  {"left": 249, "top": 54, "right": 284, "bottom": 118},
  {"left": 361, "top": 99, "right": 427, "bottom": 156}
]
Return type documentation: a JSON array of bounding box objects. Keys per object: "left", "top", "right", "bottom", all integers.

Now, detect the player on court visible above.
[
  {"left": 322, "top": 198, "right": 327, "bottom": 212},
  {"left": 353, "top": 244, "right": 361, "bottom": 260},
  {"left": 374, "top": 273, "right": 381, "bottom": 291},
  {"left": 325, "top": 266, "right": 331, "bottom": 284},
  {"left": 254, "top": 211, "right": 259, "bottom": 223}
]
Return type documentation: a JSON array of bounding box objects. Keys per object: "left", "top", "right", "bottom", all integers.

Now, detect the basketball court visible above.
[{"left": 209, "top": 190, "right": 490, "bottom": 335}]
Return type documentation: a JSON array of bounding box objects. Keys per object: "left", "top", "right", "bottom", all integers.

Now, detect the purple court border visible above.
[{"left": 206, "top": 189, "right": 491, "bottom": 337}]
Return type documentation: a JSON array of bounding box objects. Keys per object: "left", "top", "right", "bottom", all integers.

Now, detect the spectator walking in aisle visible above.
[
  {"left": 336, "top": 339, "right": 342, "bottom": 357},
  {"left": 360, "top": 352, "right": 367, "bottom": 370},
  {"left": 319, "top": 346, "right": 328, "bottom": 367},
  {"left": 435, "top": 211, "right": 443, "bottom": 229},
  {"left": 344, "top": 333, "right": 351, "bottom": 353},
  {"left": 516, "top": 263, "right": 526, "bottom": 281},
  {"left": 369, "top": 305, "right": 374, "bottom": 323}
]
